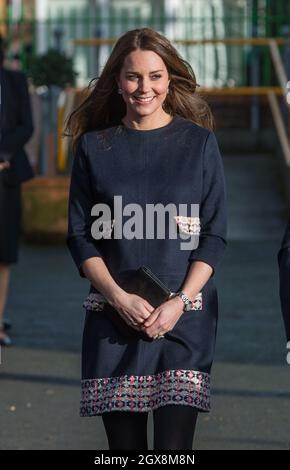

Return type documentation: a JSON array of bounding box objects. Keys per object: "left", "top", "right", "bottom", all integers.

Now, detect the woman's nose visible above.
[{"left": 138, "top": 78, "right": 151, "bottom": 93}]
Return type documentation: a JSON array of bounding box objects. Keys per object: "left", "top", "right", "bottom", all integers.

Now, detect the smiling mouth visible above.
[{"left": 133, "top": 96, "right": 156, "bottom": 103}]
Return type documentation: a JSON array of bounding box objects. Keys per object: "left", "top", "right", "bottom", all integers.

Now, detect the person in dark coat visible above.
[
  {"left": 278, "top": 215, "right": 290, "bottom": 346},
  {"left": 0, "top": 35, "right": 34, "bottom": 346},
  {"left": 65, "top": 27, "right": 227, "bottom": 450}
]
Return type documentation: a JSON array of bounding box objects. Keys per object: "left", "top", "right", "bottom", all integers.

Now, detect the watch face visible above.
[{"left": 184, "top": 302, "right": 193, "bottom": 311}]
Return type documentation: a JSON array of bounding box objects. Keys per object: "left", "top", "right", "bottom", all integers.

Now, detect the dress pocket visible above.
[
  {"left": 173, "top": 215, "right": 200, "bottom": 235},
  {"left": 83, "top": 292, "right": 107, "bottom": 311},
  {"left": 192, "top": 292, "right": 203, "bottom": 310},
  {"left": 100, "top": 219, "right": 115, "bottom": 238}
]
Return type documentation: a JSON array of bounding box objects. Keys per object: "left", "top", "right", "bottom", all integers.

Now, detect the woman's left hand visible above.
[
  {"left": 139, "top": 296, "right": 184, "bottom": 339},
  {"left": 0, "top": 161, "right": 10, "bottom": 172}
]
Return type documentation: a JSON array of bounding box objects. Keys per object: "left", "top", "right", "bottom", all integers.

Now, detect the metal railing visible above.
[
  {"left": 0, "top": 0, "right": 290, "bottom": 87},
  {"left": 1, "top": 2, "right": 290, "bottom": 173}
]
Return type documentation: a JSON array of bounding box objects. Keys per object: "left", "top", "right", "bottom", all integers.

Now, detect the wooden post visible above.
[
  {"left": 268, "top": 92, "right": 290, "bottom": 167},
  {"left": 0, "top": 0, "right": 7, "bottom": 37}
]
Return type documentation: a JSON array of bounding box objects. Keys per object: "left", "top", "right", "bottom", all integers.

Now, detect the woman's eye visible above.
[{"left": 126, "top": 75, "right": 162, "bottom": 80}]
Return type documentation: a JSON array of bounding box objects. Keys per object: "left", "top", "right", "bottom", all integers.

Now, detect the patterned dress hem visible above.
[{"left": 80, "top": 369, "right": 210, "bottom": 416}]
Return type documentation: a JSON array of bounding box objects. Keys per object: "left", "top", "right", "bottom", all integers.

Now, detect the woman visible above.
[
  {"left": 278, "top": 215, "right": 290, "bottom": 346},
  {"left": 66, "top": 27, "right": 227, "bottom": 450},
  {"left": 0, "top": 35, "right": 34, "bottom": 346}
]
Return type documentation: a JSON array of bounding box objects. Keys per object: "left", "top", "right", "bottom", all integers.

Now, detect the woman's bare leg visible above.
[{"left": 0, "top": 263, "right": 11, "bottom": 341}]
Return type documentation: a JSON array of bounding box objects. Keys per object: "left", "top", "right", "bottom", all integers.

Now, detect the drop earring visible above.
[{"left": 118, "top": 87, "right": 123, "bottom": 94}]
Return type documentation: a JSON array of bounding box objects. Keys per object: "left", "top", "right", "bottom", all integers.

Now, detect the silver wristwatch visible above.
[{"left": 176, "top": 290, "right": 193, "bottom": 312}]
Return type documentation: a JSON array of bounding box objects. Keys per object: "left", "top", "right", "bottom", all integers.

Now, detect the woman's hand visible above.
[
  {"left": 108, "top": 291, "right": 155, "bottom": 332},
  {"left": 0, "top": 161, "right": 10, "bottom": 172},
  {"left": 140, "top": 296, "right": 184, "bottom": 339}
]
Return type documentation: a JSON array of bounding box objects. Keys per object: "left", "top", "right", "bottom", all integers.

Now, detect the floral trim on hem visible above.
[{"left": 80, "top": 369, "right": 210, "bottom": 416}]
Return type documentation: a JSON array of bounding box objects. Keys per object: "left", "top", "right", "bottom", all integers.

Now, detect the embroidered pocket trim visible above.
[
  {"left": 99, "top": 219, "right": 115, "bottom": 239},
  {"left": 174, "top": 216, "right": 200, "bottom": 235},
  {"left": 192, "top": 292, "right": 202, "bottom": 310},
  {"left": 83, "top": 292, "right": 107, "bottom": 311}
]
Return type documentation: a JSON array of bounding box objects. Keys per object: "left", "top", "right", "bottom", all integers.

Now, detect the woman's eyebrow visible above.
[{"left": 126, "top": 69, "right": 164, "bottom": 74}]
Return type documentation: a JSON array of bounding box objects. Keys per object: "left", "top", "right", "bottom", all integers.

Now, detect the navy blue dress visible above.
[
  {"left": 278, "top": 215, "right": 290, "bottom": 342},
  {"left": 67, "top": 114, "right": 227, "bottom": 416}
]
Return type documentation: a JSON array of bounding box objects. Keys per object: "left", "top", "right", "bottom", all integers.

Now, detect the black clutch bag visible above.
[{"left": 103, "top": 266, "right": 172, "bottom": 340}]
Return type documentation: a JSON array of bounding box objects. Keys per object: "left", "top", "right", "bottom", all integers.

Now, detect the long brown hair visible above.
[{"left": 64, "top": 27, "right": 214, "bottom": 150}]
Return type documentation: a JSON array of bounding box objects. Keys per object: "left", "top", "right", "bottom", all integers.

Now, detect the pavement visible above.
[{"left": 0, "top": 152, "right": 290, "bottom": 450}]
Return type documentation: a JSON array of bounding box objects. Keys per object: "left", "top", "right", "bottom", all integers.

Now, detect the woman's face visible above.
[{"left": 117, "top": 49, "right": 170, "bottom": 118}]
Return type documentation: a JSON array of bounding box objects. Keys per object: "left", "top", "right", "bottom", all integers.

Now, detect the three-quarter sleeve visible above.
[
  {"left": 188, "top": 130, "right": 227, "bottom": 274},
  {"left": 66, "top": 135, "right": 103, "bottom": 277},
  {"left": 278, "top": 216, "right": 290, "bottom": 342}
]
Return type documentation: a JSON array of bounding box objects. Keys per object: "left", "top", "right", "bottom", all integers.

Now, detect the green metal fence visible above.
[{"left": 0, "top": 0, "right": 290, "bottom": 87}]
